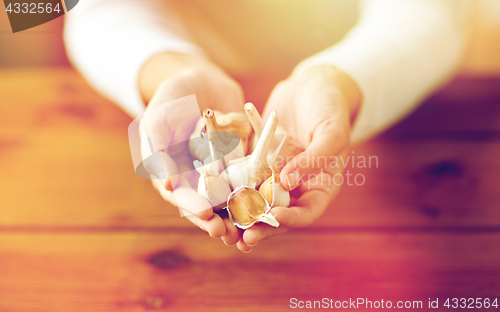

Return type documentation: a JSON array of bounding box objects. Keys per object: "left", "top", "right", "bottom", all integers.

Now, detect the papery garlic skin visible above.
[
  {"left": 189, "top": 109, "right": 251, "bottom": 162},
  {"left": 226, "top": 186, "right": 279, "bottom": 229},
  {"left": 213, "top": 111, "right": 252, "bottom": 154}
]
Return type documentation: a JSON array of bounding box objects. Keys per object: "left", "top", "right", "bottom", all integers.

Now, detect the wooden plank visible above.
[
  {"left": 2, "top": 129, "right": 498, "bottom": 228},
  {"left": 1, "top": 69, "right": 499, "bottom": 228},
  {"left": 0, "top": 69, "right": 178, "bottom": 227},
  {"left": 317, "top": 140, "right": 500, "bottom": 227},
  {"left": 384, "top": 76, "right": 500, "bottom": 136},
  {"left": 0, "top": 125, "right": 179, "bottom": 227},
  {"left": 0, "top": 231, "right": 499, "bottom": 312}
]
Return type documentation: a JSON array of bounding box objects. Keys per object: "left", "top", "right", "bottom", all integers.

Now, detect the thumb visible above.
[{"left": 279, "top": 122, "right": 348, "bottom": 191}]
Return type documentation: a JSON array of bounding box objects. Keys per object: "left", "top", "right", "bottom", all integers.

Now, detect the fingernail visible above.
[
  {"left": 242, "top": 249, "right": 252, "bottom": 253},
  {"left": 221, "top": 238, "right": 229, "bottom": 246},
  {"left": 247, "top": 242, "right": 258, "bottom": 247},
  {"left": 164, "top": 178, "right": 173, "bottom": 191},
  {"left": 286, "top": 171, "right": 299, "bottom": 191}
]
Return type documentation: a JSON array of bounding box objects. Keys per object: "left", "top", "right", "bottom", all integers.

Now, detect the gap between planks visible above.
[{"left": 1, "top": 225, "right": 500, "bottom": 234}]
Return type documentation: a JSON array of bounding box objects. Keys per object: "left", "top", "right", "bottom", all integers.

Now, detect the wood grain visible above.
[
  {"left": 0, "top": 69, "right": 499, "bottom": 312},
  {"left": 1, "top": 231, "right": 499, "bottom": 312}
]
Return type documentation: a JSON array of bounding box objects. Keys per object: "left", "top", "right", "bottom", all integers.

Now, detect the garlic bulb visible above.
[
  {"left": 223, "top": 111, "right": 278, "bottom": 189},
  {"left": 245, "top": 102, "right": 302, "bottom": 161},
  {"left": 258, "top": 135, "right": 290, "bottom": 207},
  {"left": 226, "top": 186, "right": 279, "bottom": 229},
  {"left": 194, "top": 159, "right": 231, "bottom": 210},
  {"left": 189, "top": 108, "right": 251, "bottom": 162}
]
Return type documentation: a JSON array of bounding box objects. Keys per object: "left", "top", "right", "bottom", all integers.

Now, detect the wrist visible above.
[
  {"left": 292, "top": 65, "right": 362, "bottom": 123},
  {"left": 139, "top": 52, "right": 218, "bottom": 102}
]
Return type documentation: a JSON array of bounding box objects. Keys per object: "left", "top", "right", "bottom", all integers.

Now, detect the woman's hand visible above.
[
  {"left": 243, "top": 65, "right": 362, "bottom": 246},
  {"left": 138, "top": 52, "right": 251, "bottom": 251}
]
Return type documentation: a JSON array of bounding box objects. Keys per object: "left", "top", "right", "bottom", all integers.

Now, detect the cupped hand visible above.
[
  {"left": 243, "top": 65, "right": 361, "bottom": 246},
  {"left": 138, "top": 52, "right": 250, "bottom": 250}
]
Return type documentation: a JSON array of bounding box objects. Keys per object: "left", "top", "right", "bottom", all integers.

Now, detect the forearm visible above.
[
  {"left": 64, "top": 0, "right": 205, "bottom": 117},
  {"left": 294, "top": 0, "right": 471, "bottom": 143}
]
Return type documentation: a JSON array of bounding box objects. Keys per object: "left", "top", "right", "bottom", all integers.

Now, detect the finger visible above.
[
  {"left": 243, "top": 189, "right": 331, "bottom": 245},
  {"left": 161, "top": 150, "right": 175, "bottom": 191},
  {"left": 280, "top": 121, "right": 348, "bottom": 191},
  {"left": 241, "top": 207, "right": 306, "bottom": 246},
  {"left": 152, "top": 179, "right": 214, "bottom": 220},
  {"left": 156, "top": 148, "right": 180, "bottom": 190},
  {"left": 143, "top": 151, "right": 180, "bottom": 190},
  {"left": 236, "top": 235, "right": 252, "bottom": 253},
  {"left": 175, "top": 189, "right": 214, "bottom": 221},
  {"left": 221, "top": 218, "right": 240, "bottom": 246},
  {"left": 186, "top": 213, "right": 226, "bottom": 238},
  {"left": 139, "top": 120, "right": 180, "bottom": 190},
  {"left": 286, "top": 188, "right": 334, "bottom": 226},
  {"left": 173, "top": 177, "right": 214, "bottom": 220},
  {"left": 150, "top": 174, "right": 177, "bottom": 206},
  {"left": 164, "top": 178, "right": 173, "bottom": 192},
  {"left": 242, "top": 219, "right": 290, "bottom": 247},
  {"left": 242, "top": 206, "right": 300, "bottom": 246}
]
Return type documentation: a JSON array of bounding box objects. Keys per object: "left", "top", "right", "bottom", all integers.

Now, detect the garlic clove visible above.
[
  {"left": 228, "top": 186, "right": 266, "bottom": 226},
  {"left": 224, "top": 111, "right": 278, "bottom": 189},
  {"left": 194, "top": 159, "right": 230, "bottom": 210},
  {"left": 258, "top": 175, "right": 291, "bottom": 208},
  {"left": 226, "top": 186, "right": 279, "bottom": 229},
  {"left": 223, "top": 156, "right": 250, "bottom": 189},
  {"left": 245, "top": 103, "right": 263, "bottom": 153},
  {"left": 224, "top": 154, "right": 272, "bottom": 190},
  {"left": 245, "top": 102, "right": 302, "bottom": 161},
  {"left": 244, "top": 102, "right": 264, "bottom": 139},
  {"left": 194, "top": 159, "right": 219, "bottom": 177},
  {"left": 257, "top": 135, "right": 291, "bottom": 207},
  {"left": 204, "top": 176, "right": 231, "bottom": 209},
  {"left": 258, "top": 176, "right": 274, "bottom": 205},
  {"left": 189, "top": 116, "right": 211, "bottom": 162}
]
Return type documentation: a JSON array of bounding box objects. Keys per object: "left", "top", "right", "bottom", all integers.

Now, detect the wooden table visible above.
[{"left": 0, "top": 68, "right": 499, "bottom": 311}]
